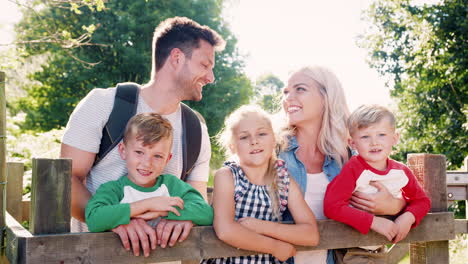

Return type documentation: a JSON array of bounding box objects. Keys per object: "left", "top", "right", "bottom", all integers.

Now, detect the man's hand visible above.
[
  {"left": 156, "top": 219, "right": 193, "bottom": 248},
  {"left": 370, "top": 216, "right": 398, "bottom": 241},
  {"left": 393, "top": 212, "right": 416, "bottom": 243},
  {"left": 112, "top": 218, "right": 157, "bottom": 257},
  {"left": 351, "top": 181, "right": 405, "bottom": 215}
]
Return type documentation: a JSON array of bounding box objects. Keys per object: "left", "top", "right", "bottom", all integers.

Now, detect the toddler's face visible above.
[
  {"left": 118, "top": 136, "right": 172, "bottom": 187},
  {"left": 231, "top": 114, "right": 276, "bottom": 168},
  {"left": 349, "top": 117, "right": 399, "bottom": 171}
]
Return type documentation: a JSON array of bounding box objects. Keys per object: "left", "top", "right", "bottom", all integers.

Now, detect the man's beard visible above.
[{"left": 176, "top": 66, "right": 202, "bottom": 101}]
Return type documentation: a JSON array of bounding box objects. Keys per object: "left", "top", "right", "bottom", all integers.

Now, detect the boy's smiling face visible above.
[
  {"left": 118, "top": 136, "right": 172, "bottom": 188},
  {"left": 349, "top": 117, "right": 399, "bottom": 171}
]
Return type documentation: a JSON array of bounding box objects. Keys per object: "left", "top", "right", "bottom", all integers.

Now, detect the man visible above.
[{"left": 60, "top": 16, "right": 225, "bottom": 258}]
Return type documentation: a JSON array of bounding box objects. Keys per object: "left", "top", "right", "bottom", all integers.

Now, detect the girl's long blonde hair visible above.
[
  {"left": 217, "top": 105, "right": 282, "bottom": 219},
  {"left": 278, "top": 66, "right": 350, "bottom": 168}
]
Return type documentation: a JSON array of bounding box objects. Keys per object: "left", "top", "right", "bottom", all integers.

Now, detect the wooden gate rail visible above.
[{"left": 4, "top": 211, "right": 457, "bottom": 263}]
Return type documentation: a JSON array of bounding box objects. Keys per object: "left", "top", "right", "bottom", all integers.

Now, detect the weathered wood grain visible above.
[
  {"left": 407, "top": 154, "right": 449, "bottom": 264},
  {"left": 4, "top": 212, "right": 456, "bottom": 264},
  {"left": 7, "top": 162, "right": 24, "bottom": 222},
  {"left": 30, "top": 158, "right": 71, "bottom": 235},
  {"left": 1, "top": 71, "right": 7, "bottom": 236}
]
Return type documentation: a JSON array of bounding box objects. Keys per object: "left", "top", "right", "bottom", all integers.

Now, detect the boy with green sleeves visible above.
[{"left": 86, "top": 113, "right": 213, "bottom": 233}]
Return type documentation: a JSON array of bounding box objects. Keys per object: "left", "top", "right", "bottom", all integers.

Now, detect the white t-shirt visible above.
[
  {"left": 62, "top": 87, "right": 211, "bottom": 232},
  {"left": 294, "top": 172, "right": 328, "bottom": 264}
]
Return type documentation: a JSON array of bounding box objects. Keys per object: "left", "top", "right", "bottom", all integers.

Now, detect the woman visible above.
[{"left": 278, "top": 66, "right": 405, "bottom": 264}]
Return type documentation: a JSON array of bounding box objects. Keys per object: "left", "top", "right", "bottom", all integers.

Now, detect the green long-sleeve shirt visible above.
[{"left": 85, "top": 174, "right": 213, "bottom": 232}]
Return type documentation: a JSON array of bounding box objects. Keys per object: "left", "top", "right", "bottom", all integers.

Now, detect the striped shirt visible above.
[{"left": 62, "top": 87, "right": 211, "bottom": 232}]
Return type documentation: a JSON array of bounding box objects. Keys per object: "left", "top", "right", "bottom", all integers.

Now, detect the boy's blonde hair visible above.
[
  {"left": 347, "top": 104, "right": 396, "bottom": 136},
  {"left": 217, "top": 105, "right": 282, "bottom": 219},
  {"left": 123, "top": 113, "right": 173, "bottom": 146}
]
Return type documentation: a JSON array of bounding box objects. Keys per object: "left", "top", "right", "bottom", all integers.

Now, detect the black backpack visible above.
[{"left": 94, "top": 82, "right": 202, "bottom": 181}]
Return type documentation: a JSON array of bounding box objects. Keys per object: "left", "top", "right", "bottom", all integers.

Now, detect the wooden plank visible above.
[
  {"left": 446, "top": 172, "right": 468, "bottom": 185},
  {"left": 7, "top": 162, "right": 24, "bottom": 222},
  {"left": 447, "top": 186, "right": 467, "bottom": 201},
  {"left": 1, "top": 71, "right": 7, "bottom": 251},
  {"left": 447, "top": 171, "right": 468, "bottom": 200},
  {"left": 21, "top": 200, "right": 30, "bottom": 222},
  {"left": 454, "top": 219, "right": 467, "bottom": 234},
  {"left": 386, "top": 243, "right": 408, "bottom": 264},
  {"left": 407, "top": 154, "right": 449, "bottom": 264},
  {"left": 5, "top": 212, "right": 31, "bottom": 264},
  {"left": 4, "top": 212, "right": 454, "bottom": 263},
  {"left": 30, "top": 158, "right": 71, "bottom": 235}
]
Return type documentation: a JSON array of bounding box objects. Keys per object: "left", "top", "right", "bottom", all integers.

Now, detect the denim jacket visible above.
[{"left": 279, "top": 136, "right": 342, "bottom": 264}]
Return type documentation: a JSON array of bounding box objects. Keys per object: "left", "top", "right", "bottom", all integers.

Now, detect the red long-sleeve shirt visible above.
[{"left": 324, "top": 155, "right": 431, "bottom": 234}]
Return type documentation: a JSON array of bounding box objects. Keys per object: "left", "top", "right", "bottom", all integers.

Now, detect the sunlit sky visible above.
[
  {"left": 223, "top": 0, "right": 393, "bottom": 111},
  {"left": 0, "top": 0, "right": 420, "bottom": 111}
]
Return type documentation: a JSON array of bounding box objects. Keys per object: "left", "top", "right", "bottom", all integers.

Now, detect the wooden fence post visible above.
[
  {"left": 30, "top": 158, "right": 71, "bottom": 235},
  {"left": 6, "top": 162, "right": 24, "bottom": 222},
  {"left": 0, "top": 71, "right": 7, "bottom": 258},
  {"left": 407, "top": 154, "right": 449, "bottom": 264}
]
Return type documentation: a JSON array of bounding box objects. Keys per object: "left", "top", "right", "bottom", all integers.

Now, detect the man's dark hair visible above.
[{"left": 152, "top": 16, "right": 226, "bottom": 73}]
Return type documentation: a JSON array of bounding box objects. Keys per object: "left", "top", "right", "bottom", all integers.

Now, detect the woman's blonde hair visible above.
[
  {"left": 217, "top": 105, "right": 282, "bottom": 219},
  {"left": 279, "top": 66, "right": 350, "bottom": 167}
]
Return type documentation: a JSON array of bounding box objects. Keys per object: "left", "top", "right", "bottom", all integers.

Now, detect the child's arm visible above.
[
  {"left": 85, "top": 182, "right": 133, "bottom": 232},
  {"left": 323, "top": 164, "right": 375, "bottom": 234},
  {"left": 161, "top": 175, "right": 214, "bottom": 226},
  {"left": 393, "top": 212, "right": 416, "bottom": 243},
  {"left": 212, "top": 167, "right": 296, "bottom": 261},
  {"left": 238, "top": 178, "right": 319, "bottom": 246},
  {"left": 390, "top": 166, "right": 431, "bottom": 243},
  {"left": 130, "top": 196, "right": 183, "bottom": 219},
  {"left": 370, "top": 216, "right": 398, "bottom": 241}
]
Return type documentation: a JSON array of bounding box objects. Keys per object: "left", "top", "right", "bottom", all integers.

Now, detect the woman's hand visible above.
[{"left": 350, "top": 181, "right": 405, "bottom": 215}]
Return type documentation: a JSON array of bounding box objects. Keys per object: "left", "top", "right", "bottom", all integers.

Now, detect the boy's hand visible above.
[
  {"left": 135, "top": 211, "right": 168, "bottom": 220},
  {"left": 238, "top": 217, "right": 266, "bottom": 234},
  {"left": 370, "top": 216, "right": 398, "bottom": 241},
  {"left": 393, "top": 212, "right": 416, "bottom": 243},
  {"left": 272, "top": 240, "right": 296, "bottom": 261},
  {"left": 148, "top": 196, "right": 184, "bottom": 216}
]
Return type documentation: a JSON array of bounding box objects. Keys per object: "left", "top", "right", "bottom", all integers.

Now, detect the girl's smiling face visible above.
[{"left": 230, "top": 113, "right": 276, "bottom": 169}]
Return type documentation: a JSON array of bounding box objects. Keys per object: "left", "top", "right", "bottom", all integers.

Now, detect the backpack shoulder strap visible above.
[
  {"left": 95, "top": 82, "right": 140, "bottom": 165},
  {"left": 180, "top": 103, "right": 202, "bottom": 181}
]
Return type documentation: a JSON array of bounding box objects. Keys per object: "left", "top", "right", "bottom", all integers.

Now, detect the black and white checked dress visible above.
[{"left": 201, "top": 160, "right": 290, "bottom": 264}]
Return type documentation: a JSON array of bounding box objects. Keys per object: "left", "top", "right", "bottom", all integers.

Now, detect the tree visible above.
[
  {"left": 359, "top": 0, "right": 467, "bottom": 169},
  {"left": 254, "top": 73, "right": 284, "bottom": 113},
  {"left": 12, "top": 0, "right": 253, "bottom": 136}
]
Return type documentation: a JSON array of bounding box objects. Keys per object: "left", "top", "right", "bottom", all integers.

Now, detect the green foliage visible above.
[
  {"left": 448, "top": 200, "right": 466, "bottom": 219},
  {"left": 12, "top": 0, "right": 253, "bottom": 138},
  {"left": 253, "top": 73, "right": 284, "bottom": 113},
  {"left": 360, "top": 0, "right": 467, "bottom": 169},
  {"left": 6, "top": 112, "right": 63, "bottom": 170}
]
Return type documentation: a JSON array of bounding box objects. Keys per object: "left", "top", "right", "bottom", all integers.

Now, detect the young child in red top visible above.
[{"left": 324, "top": 105, "right": 430, "bottom": 256}]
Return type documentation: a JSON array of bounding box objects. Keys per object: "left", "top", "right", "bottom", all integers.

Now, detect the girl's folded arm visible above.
[
  {"left": 245, "top": 178, "right": 319, "bottom": 246},
  {"left": 212, "top": 168, "right": 290, "bottom": 255}
]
